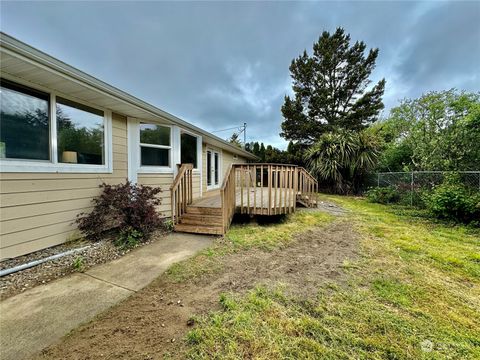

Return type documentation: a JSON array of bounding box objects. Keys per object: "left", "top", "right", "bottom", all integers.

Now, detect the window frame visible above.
[
  {"left": 138, "top": 122, "right": 173, "bottom": 173},
  {"left": 0, "top": 76, "right": 113, "bottom": 173},
  {"left": 180, "top": 129, "right": 201, "bottom": 170}
]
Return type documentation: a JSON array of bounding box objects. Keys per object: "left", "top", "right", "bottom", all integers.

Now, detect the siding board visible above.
[{"left": 0, "top": 113, "right": 129, "bottom": 259}]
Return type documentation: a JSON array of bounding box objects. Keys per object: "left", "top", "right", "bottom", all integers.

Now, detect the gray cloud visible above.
[{"left": 1, "top": 1, "right": 479, "bottom": 148}]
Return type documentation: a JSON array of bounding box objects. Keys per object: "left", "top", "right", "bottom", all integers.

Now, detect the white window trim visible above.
[
  {"left": 129, "top": 119, "right": 174, "bottom": 175},
  {"left": 0, "top": 76, "right": 113, "bottom": 173},
  {"left": 128, "top": 119, "right": 203, "bottom": 197}
]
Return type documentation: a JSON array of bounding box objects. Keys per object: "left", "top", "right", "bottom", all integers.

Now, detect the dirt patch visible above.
[
  {"left": 37, "top": 216, "right": 358, "bottom": 360},
  {"left": 0, "top": 229, "right": 168, "bottom": 301}
]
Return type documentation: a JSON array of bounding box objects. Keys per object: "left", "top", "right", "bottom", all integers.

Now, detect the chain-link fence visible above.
[{"left": 368, "top": 171, "right": 480, "bottom": 206}]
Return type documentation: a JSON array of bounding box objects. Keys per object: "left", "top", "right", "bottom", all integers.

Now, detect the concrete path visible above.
[{"left": 0, "top": 233, "right": 212, "bottom": 360}]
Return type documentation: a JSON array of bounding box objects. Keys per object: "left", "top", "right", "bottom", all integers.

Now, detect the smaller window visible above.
[
  {"left": 214, "top": 152, "right": 219, "bottom": 185},
  {"left": 181, "top": 132, "right": 198, "bottom": 168},
  {"left": 207, "top": 150, "right": 212, "bottom": 186},
  {"left": 140, "top": 123, "right": 171, "bottom": 167}
]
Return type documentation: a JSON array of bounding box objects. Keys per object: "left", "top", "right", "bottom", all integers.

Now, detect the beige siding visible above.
[
  {"left": 192, "top": 172, "right": 201, "bottom": 200},
  {"left": 0, "top": 115, "right": 245, "bottom": 259},
  {"left": 136, "top": 170, "right": 200, "bottom": 220},
  {"left": 0, "top": 113, "right": 128, "bottom": 259},
  {"left": 137, "top": 173, "right": 173, "bottom": 218},
  {"left": 202, "top": 143, "right": 246, "bottom": 194}
]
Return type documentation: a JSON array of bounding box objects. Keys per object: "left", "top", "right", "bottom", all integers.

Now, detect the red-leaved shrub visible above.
[{"left": 76, "top": 181, "right": 163, "bottom": 241}]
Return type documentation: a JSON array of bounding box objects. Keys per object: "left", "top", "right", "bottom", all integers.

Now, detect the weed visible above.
[
  {"left": 163, "top": 219, "right": 175, "bottom": 232},
  {"left": 72, "top": 256, "right": 85, "bottom": 272},
  {"left": 115, "top": 227, "right": 143, "bottom": 249}
]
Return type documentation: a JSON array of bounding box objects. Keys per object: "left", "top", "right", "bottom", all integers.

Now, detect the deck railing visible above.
[
  {"left": 297, "top": 167, "right": 318, "bottom": 207},
  {"left": 235, "top": 164, "right": 298, "bottom": 215},
  {"left": 220, "top": 165, "right": 236, "bottom": 232},
  {"left": 171, "top": 163, "right": 318, "bottom": 233},
  {"left": 170, "top": 163, "right": 194, "bottom": 225}
]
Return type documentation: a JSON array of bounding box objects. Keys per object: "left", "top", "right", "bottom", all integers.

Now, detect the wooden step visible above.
[
  {"left": 186, "top": 206, "right": 222, "bottom": 216},
  {"left": 180, "top": 213, "right": 223, "bottom": 226},
  {"left": 174, "top": 223, "right": 224, "bottom": 235}
]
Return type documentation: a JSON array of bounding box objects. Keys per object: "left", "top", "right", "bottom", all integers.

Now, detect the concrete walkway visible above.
[{"left": 0, "top": 232, "right": 212, "bottom": 360}]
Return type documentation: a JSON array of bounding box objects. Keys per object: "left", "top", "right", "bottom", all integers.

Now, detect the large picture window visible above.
[
  {"left": 0, "top": 80, "right": 50, "bottom": 161},
  {"left": 57, "top": 97, "right": 104, "bottom": 165},
  {"left": 181, "top": 132, "right": 198, "bottom": 168},
  {"left": 140, "top": 123, "right": 171, "bottom": 167},
  {"left": 0, "top": 78, "right": 111, "bottom": 172}
]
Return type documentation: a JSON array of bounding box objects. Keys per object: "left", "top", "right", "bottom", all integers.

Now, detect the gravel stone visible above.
[{"left": 0, "top": 229, "right": 168, "bottom": 300}]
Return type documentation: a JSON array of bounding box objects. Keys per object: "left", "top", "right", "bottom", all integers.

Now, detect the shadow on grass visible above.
[{"left": 231, "top": 213, "right": 287, "bottom": 226}]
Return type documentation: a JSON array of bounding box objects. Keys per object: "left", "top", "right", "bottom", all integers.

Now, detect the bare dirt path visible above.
[{"left": 37, "top": 207, "right": 358, "bottom": 360}]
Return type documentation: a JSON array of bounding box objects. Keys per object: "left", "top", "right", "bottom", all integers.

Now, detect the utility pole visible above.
[{"left": 243, "top": 122, "right": 247, "bottom": 148}]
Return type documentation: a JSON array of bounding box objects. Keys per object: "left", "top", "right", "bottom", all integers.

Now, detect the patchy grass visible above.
[
  {"left": 185, "top": 196, "right": 480, "bottom": 359},
  {"left": 166, "top": 210, "right": 334, "bottom": 282}
]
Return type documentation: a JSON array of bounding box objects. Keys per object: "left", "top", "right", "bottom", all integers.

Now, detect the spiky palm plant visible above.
[{"left": 305, "top": 130, "right": 380, "bottom": 193}]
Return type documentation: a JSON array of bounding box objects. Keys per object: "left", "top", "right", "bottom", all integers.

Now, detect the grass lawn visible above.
[{"left": 184, "top": 196, "right": 480, "bottom": 359}]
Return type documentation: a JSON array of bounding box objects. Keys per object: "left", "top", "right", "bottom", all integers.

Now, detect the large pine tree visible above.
[{"left": 281, "top": 28, "right": 386, "bottom": 145}]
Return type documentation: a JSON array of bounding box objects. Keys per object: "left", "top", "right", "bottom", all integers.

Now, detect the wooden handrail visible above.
[
  {"left": 170, "top": 163, "right": 194, "bottom": 224},
  {"left": 297, "top": 167, "right": 318, "bottom": 207},
  {"left": 220, "top": 164, "right": 233, "bottom": 191},
  {"left": 220, "top": 164, "right": 236, "bottom": 232}
]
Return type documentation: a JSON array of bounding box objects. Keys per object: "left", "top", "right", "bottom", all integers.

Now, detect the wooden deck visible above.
[
  {"left": 192, "top": 187, "right": 296, "bottom": 213},
  {"left": 171, "top": 163, "right": 318, "bottom": 235}
]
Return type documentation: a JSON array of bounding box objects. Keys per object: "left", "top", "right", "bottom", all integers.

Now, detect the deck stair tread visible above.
[
  {"left": 174, "top": 223, "right": 223, "bottom": 235},
  {"left": 185, "top": 206, "right": 222, "bottom": 215},
  {"left": 180, "top": 213, "right": 223, "bottom": 226}
]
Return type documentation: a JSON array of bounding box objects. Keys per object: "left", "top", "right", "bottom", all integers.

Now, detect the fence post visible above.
[{"left": 411, "top": 171, "right": 414, "bottom": 206}]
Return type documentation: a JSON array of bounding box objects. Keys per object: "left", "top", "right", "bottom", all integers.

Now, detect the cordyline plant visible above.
[
  {"left": 305, "top": 130, "right": 380, "bottom": 194},
  {"left": 76, "top": 181, "right": 163, "bottom": 241}
]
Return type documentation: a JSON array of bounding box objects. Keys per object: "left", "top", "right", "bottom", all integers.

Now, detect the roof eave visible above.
[{"left": 0, "top": 32, "right": 257, "bottom": 160}]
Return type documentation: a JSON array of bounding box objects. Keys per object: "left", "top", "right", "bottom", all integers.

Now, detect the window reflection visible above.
[
  {"left": 56, "top": 97, "right": 104, "bottom": 165},
  {"left": 0, "top": 80, "right": 50, "bottom": 160}
]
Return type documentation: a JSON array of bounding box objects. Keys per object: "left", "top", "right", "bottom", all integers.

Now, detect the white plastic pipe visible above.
[{"left": 0, "top": 245, "right": 90, "bottom": 277}]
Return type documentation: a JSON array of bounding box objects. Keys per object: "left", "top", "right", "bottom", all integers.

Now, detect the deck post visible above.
[
  {"left": 253, "top": 165, "right": 257, "bottom": 214},
  {"left": 247, "top": 165, "right": 250, "bottom": 212},
  {"left": 240, "top": 165, "right": 244, "bottom": 213},
  {"left": 268, "top": 165, "right": 272, "bottom": 215},
  {"left": 293, "top": 167, "right": 298, "bottom": 211},
  {"left": 260, "top": 165, "right": 264, "bottom": 215}
]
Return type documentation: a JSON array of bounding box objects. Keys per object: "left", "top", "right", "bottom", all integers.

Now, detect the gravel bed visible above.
[{"left": 0, "top": 229, "right": 167, "bottom": 300}]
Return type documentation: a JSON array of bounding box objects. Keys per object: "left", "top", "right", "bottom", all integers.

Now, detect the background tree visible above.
[
  {"left": 373, "top": 90, "right": 480, "bottom": 171},
  {"left": 281, "top": 27, "right": 385, "bottom": 145},
  {"left": 227, "top": 132, "right": 242, "bottom": 148}
]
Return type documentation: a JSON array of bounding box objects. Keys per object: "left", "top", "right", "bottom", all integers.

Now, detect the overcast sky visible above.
[{"left": 1, "top": 1, "right": 479, "bottom": 148}]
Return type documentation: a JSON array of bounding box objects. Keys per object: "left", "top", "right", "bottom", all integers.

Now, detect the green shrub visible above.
[
  {"left": 366, "top": 186, "right": 400, "bottom": 204},
  {"left": 424, "top": 175, "right": 480, "bottom": 223},
  {"left": 76, "top": 181, "right": 162, "bottom": 242},
  {"left": 115, "top": 227, "right": 144, "bottom": 249}
]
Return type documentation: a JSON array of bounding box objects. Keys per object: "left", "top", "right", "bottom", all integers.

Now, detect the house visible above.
[{"left": 0, "top": 32, "right": 318, "bottom": 260}]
